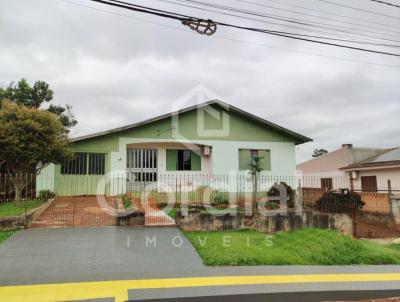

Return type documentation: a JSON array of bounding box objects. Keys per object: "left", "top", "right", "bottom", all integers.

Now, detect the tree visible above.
[
  {"left": 0, "top": 79, "right": 77, "bottom": 129},
  {"left": 0, "top": 100, "right": 73, "bottom": 202},
  {"left": 249, "top": 155, "right": 263, "bottom": 211},
  {"left": 312, "top": 148, "right": 328, "bottom": 158}
]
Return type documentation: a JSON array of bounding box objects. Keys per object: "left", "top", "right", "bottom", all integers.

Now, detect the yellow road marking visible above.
[{"left": 1, "top": 273, "right": 400, "bottom": 302}]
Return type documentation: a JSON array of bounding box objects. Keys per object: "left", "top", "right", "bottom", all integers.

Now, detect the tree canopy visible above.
[
  {"left": 0, "top": 79, "right": 77, "bottom": 129},
  {"left": 0, "top": 100, "right": 73, "bottom": 174},
  {"left": 312, "top": 149, "right": 328, "bottom": 158},
  {"left": 0, "top": 100, "right": 74, "bottom": 201}
]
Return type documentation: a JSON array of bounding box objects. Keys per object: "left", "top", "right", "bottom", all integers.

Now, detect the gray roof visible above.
[
  {"left": 72, "top": 99, "right": 312, "bottom": 145},
  {"left": 366, "top": 148, "right": 400, "bottom": 163},
  {"left": 342, "top": 147, "right": 400, "bottom": 170}
]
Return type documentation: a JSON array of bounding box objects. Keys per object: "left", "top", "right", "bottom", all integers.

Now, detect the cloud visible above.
[{"left": 1, "top": 0, "right": 399, "bottom": 163}]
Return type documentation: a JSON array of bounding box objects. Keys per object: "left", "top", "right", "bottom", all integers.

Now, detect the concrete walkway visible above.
[{"left": 145, "top": 210, "right": 175, "bottom": 226}]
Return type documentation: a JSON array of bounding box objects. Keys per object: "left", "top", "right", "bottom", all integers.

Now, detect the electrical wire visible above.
[
  {"left": 368, "top": 0, "right": 400, "bottom": 8},
  {"left": 162, "top": 0, "right": 400, "bottom": 44},
  {"left": 88, "top": 0, "right": 400, "bottom": 57},
  {"left": 62, "top": 0, "right": 400, "bottom": 69},
  {"left": 265, "top": 0, "right": 399, "bottom": 31},
  {"left": 319, "top": 0, "right": 400, "bottom": 21},
  {"left": 234, "top": 0, "right": 400, "bottom": 36}
]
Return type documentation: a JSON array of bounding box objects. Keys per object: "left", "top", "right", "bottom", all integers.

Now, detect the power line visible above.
[
  {"left": 88, "top": 0, "right": 400, "bottom": 57},
  {"left": 319, "top": 0, "right": 400, "bottom": 21},
  {"left": 369, "top": 0, "right": 400, "bottom": 8},
  {"left": 163, "top": 0, "right": 400, "bottom": 45},
  {"left": 62, "top": 0, "right": 400, "bottom": 69},
  {"left": 162, "top": 0, "right": 400, "bottom": 48},
  {"left": 265, "top": 0, "right": 400, "bottom": 31},
  {"left": 234, "top": 0, "right": 400, "bottom": 36}
]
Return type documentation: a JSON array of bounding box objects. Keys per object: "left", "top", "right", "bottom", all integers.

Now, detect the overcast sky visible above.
[{"left": 1, "top": 0, "right": 399, "bottom": 162}]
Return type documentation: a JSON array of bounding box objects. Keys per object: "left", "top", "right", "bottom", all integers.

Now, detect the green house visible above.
[{"left": 37, "top": 100, "right": 311, "bottom": 196}]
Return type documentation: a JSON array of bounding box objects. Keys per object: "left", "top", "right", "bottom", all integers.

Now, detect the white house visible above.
[{"left": 297, "top": 144, "right": 389, "bottom": 190}]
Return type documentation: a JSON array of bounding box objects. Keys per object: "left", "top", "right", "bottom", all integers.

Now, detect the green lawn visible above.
[
  {"left": 0, "top": 230, "right": 17, "bottom": 243},
  {"left": 184, "top": 228, "right": 400, "bottom": 266},
  {"left": 164, "top": 208, "right": 177, "bottom": 219},
  {"left": 0, "top": 200, "right": 44, "bottom": 217}
]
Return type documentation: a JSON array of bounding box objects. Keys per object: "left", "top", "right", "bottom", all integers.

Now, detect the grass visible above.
[
  {"left": 184, "top": 228, "right": 400, "bottom": 266},
  {"left": 163, "top": 208, "right": 177, "bottom": 219},
  {"left": 0, "top": 200, "right": 44, "bottom": 217},
  {"left": 0, "top": 230, "right": 17, "bottom": 244}
]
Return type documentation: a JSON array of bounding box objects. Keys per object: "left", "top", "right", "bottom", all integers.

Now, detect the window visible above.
[
  {"left": 239, "top": 149, "right": 271, "bottom": 171},
  {"left": 321, "top": 178, "right": 333, "bottom": 191},
  {"left": 177, "top": 150, "right": 191, "bottom": 171},
  {"left": 61, "top": 153, "right": 87, "bottom": 175},
  {"left": 166, "top": 149, "right": 201, "bottom": 171},
  {"left": 61, "top": 153, "right": 106, "bottom": 175},
  {"left": 88, "top": 153, "right": 106, "bottom": 175},
  {"left": 361, "top": 176, "right": 378, "bottom": 192}
]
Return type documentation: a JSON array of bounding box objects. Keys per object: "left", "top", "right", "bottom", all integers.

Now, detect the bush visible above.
[
  {"left": 316, "top": 190, "right": 364, "bottom": 213},
  {"left": 121, "top": 195, "right": 133, "bottom": 209},
  {"left": 37, "top": 190, "right": 55, "bottom": 200},
  {"left": 263, "top": 200, "right": 280, "bottom": 210},
  {"left": 211, "top": 190, "right": 229, "bottom": 206},
  {"left": 267, "top": 182, "right": 296, "bottom": 208}
]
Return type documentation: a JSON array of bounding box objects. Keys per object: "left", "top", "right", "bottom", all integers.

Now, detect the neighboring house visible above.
[
  {"left": 341, "top": 147, "right": 400, "bottom": 192},
  {"left": 297, "top": 144, "right": 389, "bottom": 190},
  {"left": 37, "top": 100, "right": 311, "bottom": 196}
]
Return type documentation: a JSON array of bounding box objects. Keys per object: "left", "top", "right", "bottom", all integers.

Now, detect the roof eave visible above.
[{"left": 72, "top": 99, "right": 313, "bottom": 144}]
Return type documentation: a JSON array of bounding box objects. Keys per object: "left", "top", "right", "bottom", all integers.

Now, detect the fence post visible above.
[
  {"left": 349, "top": 172, "right": 354, "bottom": 192},
  {"left": 296, "top": 178, "right": 303, "bottom": 214},
  {"left": 388, "top": 179, "right": 394, "bottom": 217}
]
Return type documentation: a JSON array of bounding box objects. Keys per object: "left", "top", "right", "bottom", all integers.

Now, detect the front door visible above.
[{"left": 127, "top": 149, "right": 157, "bottom": 191}]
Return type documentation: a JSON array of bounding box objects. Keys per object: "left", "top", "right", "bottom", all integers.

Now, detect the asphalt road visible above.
[
  {"left": 2, "top": 227, "right": 400, "bottom": 302},
  {"left": 132, "top": 290, "right": 400, "bottom": 302}
]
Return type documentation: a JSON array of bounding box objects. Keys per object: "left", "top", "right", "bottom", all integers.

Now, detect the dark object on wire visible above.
[
  {"left": 182, "top": 18, "right": 217, "bottom": 35},
  {"left": 88, "top": 0, "right": 400, "bottom": 57}
]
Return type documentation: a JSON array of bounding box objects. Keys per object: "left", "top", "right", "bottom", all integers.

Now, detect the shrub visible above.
[
  {"left": 267, "top": 182, "right": 296, "bottom": 208},
  {"left": 211, "top": 190, "right": 229, "bottom": 206},
  {"left": 121, "top": 195, "right": 132, "bottom": 209},
  {"left": 316, "top": 190, "right": 364, "bottom": 213},
  {"left": 37, "top": 190, "right": 55, "bottom": 200},
  {"left": 193, "top": 185, "right": 212, "bottom": 203},
  {"left": 196, "top": 185, "right": 211, "bottom": 194},
  {"left": 263, "top": 200, "right": 280, "bottom": 210}
]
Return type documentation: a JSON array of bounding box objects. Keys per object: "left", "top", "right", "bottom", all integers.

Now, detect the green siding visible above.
[
  {"left": 53, "top": 151, "right": 110, "bottom": 196},
  {"left": 191, "top": 151, "right": 201, "bottom": 171},
  {"left": 166, "top": 149, "right": 177, "bottom": 171},
  {"left": 71, "top": 104, "right": 299, "bottom": 154}
]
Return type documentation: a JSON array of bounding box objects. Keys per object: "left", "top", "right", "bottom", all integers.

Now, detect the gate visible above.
[{"left": 126, "top": 149, "right": 158, "bottom": 192}]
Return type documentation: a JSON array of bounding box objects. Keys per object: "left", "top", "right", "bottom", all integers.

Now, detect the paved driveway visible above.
[
  {"left": 31, "top": 197, "right": 120, "bottom": 228},
  {"left": 0, "top": 227, "right": 203, "bottom": 286}
]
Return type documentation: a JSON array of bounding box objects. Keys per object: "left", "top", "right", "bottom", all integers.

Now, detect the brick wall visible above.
[
  {"left": 301, "top": 188, "right": 324, "bottom": 209},
  {"left": 355, "top": 211, "right": 400, "bottom": 238},
  {"left": 358, "top": 192, "right": 391, "bottom": 214}
]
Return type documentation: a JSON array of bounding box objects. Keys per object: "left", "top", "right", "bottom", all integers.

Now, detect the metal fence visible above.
[
  {"left": 2, "top": 173, "right": 399, "bottom": 210},
  {"left": 2, "top": 173, "right": 400, "bottom": 229}
]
